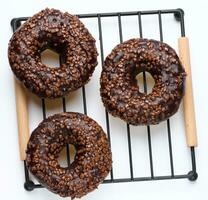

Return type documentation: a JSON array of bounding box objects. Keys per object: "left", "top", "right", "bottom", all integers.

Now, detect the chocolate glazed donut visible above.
[
  {"left": 8, "top": 8, "right": 98, "bottom": 98},
  {"left": 100, "top": 38, "right": 186, "bottom": 125},
  {"left": 26, "top": 112, "right": 112, "bottom": 198}
]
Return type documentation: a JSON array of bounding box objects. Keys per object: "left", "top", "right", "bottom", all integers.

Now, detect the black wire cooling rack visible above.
[{"left": 11, "top": 8, "right": 198, "bottom": 192}]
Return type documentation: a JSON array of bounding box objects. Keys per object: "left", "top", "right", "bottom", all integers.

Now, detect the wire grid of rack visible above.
[{"left": 11, "top": 8, "right": 197, "bottom": 191}]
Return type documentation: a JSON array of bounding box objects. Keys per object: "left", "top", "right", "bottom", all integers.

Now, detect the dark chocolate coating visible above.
[
  {"left": 8, "top": 8, "right": 98, "bottom": 98},
  {"left": 100, "top": 38, "right": 186, "bottom": 125},
  {"left": 26, "top": 112, "right": 112, "bottom": 198}
]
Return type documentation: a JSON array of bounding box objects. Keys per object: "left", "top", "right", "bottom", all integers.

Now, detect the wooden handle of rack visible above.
[
  {"left": 15, "top": 79, "right": 30, "bottom": 160},
  {"left": 178, "top": 37, "right": 197, "bottom": 147}
]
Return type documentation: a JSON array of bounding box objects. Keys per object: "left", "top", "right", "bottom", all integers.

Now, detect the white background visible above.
[{"left": 0, "top": 0, "right": 208, "bottom": 200}]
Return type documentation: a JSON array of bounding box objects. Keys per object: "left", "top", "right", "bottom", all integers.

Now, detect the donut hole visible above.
[
  {"left": 52, "top": 18, "right": 57, "bottom": 23},
  {"left": 135, "top": 71, "right": 155, "bottom": 94},
  {"left": 57, "top": 145, "right": 76, "bottom": 167},
  {"left": 41, "top": 49, "right": 60, "bottom": 68}
]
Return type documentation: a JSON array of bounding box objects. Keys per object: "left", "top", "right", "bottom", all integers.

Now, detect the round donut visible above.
[
  {"left": 100, "top": 38, "right": 186, "bottom": 125},
  {"left": 8, "top": 8, "right": 98, "bottom": 98},
  {"left": 26, "top": 112, "right": 112, "bottom": 198}
]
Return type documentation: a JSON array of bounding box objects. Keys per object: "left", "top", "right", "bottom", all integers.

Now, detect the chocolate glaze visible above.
[
  {"left": 8, "top": 8, "right": 98, "bottom": 98},
  {"left": 26, "top": 112, "right": 112, "bottom": 198},
  {"left": 100, "top": 38, "right": 186, "bottom": 125}
]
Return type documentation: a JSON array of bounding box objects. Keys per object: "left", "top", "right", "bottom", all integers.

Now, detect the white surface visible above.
[{"left": 0, "top": 0, "right": 207, "bottom": 199}]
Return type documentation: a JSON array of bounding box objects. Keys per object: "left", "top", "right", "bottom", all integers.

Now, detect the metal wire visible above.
[{"left": 10, "top": 8, "right": 197, "bottom": 191}]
